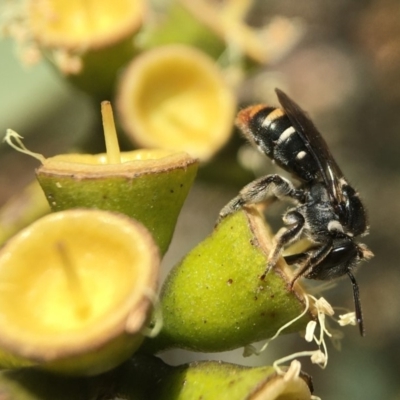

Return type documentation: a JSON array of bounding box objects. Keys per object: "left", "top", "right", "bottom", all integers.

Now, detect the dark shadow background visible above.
[{"left": 1, "top": 1, "right": 399, "bottom": 399}]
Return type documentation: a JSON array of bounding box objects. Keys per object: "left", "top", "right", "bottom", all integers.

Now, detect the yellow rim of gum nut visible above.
[
  {"left": 28, "top": 0, "right": 145, "bottom": 50},
  {"left": 116, "top": 44, "right": 237, "bottom": 161},
  {"left": 5, "top": 102, "right": 199, "bottom": 256},
  {"left": 0, "top": 209, "right": 159, "bottom": 370}
]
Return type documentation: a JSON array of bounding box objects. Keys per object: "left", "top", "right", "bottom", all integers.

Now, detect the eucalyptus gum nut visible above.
[
  {"left": 0, "top": 355, "right": 313, "bottom": 400},
  {"left": 41, "top": 330, "right": 144, "bottom": 376},
  {"left": 147, "top": 207, "right": 314, "bottom": 353},
  {"left": 0, "top": 330, "right": 143, "bottom": 377},
  {"left": 117, "top": 355, "right": 314, "bottom": 400},
  {"left": 156, "top": 362, "right": 313, "bottom": 400},
  {"left": 0, "top": 356, "right": 313, "bottom": 399},
  {"left": 116, "top": 45, "right": 237, "bottom": 161},
  {"left": 36, "top": 151, "right": 198, "bottom": 255},
  {"left": 0, "top": 369, "right": 89, "bottom": 400},
  {"left": 0, "top": 367, "right": 116, "bottom": 400},
  {"left": 0, "top": 209, "right": 159, "bottom": 376},
  {"left": 28, "top": 0, "right": 145, "bottom": 98},
  {"left": 28, "top": 0, "right": 145, "bottom": 49}
]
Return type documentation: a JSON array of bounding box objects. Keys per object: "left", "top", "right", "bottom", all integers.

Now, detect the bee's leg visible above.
[
  {"left": 284, "top": 252, "right": 309, "bottom": 265},
  {"left": 289, "top": 239, "right": 333, "bottom": 288},
  {"left": 261, "top": 210, "right": 305, "bottom": 280},
  {"left": 217, "top": 174, "right": 303, "bottom": 223}
]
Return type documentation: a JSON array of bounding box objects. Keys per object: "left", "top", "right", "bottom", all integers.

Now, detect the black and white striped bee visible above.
[{"left": 218, "top": 89, "right": 373, "bottom": 336}]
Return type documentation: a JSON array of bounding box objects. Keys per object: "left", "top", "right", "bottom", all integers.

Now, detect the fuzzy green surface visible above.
[
  {"left": 119, "top": 355, "right": 313, "bottom": 400},
  {"left": 148, "top": 209, "right": 311, "bottom": 353},
  {"left": 0, "top": 368, "right": 112, "bottom": 400},
  {"left": 36, "top": 163, "right": 197, "bottom": 255},
  {"left": 0, "top": 355, "right": 313, "bottom": 400},
  {"left": 157, "top": 361, "right": 276, "bottom": 399},
  {"left": 41, "top": 331, "right": 143, "bottom": 376},
  {"left": 0, "top": 330, "right": 143, "bottom": 376}
]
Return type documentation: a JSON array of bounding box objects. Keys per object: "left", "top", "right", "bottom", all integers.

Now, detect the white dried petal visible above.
[
  {"left": 283, "top": 360, "right": 301, "bottom": 382},
  {"left": 305, "top": 320, "right": 317, "bottom": 342},
  {"left": 315, "top": 297, "right": 335, "bottom": 316},
  {"left": 310, "top": 350, "right": 327, "bottom": 366},
  {"left": 338, "top": 312, "right": 356, "bottom": 326}
]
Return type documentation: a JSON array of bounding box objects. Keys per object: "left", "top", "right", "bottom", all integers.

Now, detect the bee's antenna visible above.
[{"left": 347, "top": 271, "right": 365, "bottom": 336}]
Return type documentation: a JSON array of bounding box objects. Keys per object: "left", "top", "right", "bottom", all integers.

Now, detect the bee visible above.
[{"left": 218, "top": 89, "right": 373, "bottom": 336}]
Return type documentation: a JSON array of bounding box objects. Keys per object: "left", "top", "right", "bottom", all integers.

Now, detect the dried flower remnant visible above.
[
  {"left": 245, "top": 293, "right": 356, "bottom": 376},
  {"left": 338, "top": 312, "right": 357, "bottom": 327},
  {"left": 243, "top": 291, "right": 314, "bottom": 358}
]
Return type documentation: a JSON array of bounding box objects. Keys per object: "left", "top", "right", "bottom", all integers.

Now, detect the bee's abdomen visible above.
[{"left": 236, "top": 105, "right": 320, "bottom": 182}]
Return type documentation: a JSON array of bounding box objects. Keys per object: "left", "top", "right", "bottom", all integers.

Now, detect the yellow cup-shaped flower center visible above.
[
  {"left": 28, "top": 0, "right": 144, "bottom": 48},
  {"left": 3, "top": 235, "right": 137, "bottom": 334},
  {"left": 0, "top": 209, "right": 158, "bottom": 359},
  {"left": 117, "top": 45, "right": 236, "bottom": 161}
]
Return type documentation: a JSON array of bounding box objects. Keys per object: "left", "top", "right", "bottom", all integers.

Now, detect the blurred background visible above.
[{"left": 1, "top": 0, "right": 400, "bottom": 399}]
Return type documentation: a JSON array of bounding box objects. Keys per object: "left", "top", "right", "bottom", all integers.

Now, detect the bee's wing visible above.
[{"left": 275, "top": 88, "right": 344, "bottom": 203}]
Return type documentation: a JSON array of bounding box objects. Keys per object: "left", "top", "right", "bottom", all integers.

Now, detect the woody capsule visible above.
[
  {"left": 142, "top": 206, "right": 315, "bottom": 354},
  {"left": 0, "top": 101, "right": 198, "bottom": 375},
  {"left": 0, "top": 208, "right": 159, "bottom": 375},
  {"left": 14, "top": 102, "right": 199, "bottom": 255}
]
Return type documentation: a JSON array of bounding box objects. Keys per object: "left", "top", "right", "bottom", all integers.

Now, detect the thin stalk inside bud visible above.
[
  {"left": 56, "top": 241, "right": 90, "bottom": 319},
  {"left": 101, "top": 101, "right": 121, "bottom": 164}
]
